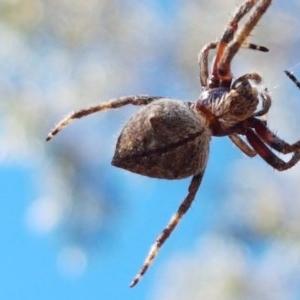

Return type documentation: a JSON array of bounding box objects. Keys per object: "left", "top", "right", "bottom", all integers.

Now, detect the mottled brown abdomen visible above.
[{"left": 112, "top": 99, "right": 210, "bottom": 179}]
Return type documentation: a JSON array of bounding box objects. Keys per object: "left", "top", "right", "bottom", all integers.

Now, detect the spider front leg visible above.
[
  {"left": 210, "top": 0, "right": 257, "bottom": 87},
  {"left": 46, "top": 95, "right": 163, "bottom": 141},
  {"left": 198, "top": 41, "right": 217, "bottom": 88},
  {"left": 218, "top": 0, "right": 271, "bottom": 84},
  {"left": 199, "top": 41, "right": 268, "bottom": 89},
  {"left": 130, "top": 171, "right": 205, "bottom": 287}
]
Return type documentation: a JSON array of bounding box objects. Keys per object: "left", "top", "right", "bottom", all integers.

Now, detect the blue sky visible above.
[{"left": 0, "top": 147, "right": 230, "bottom": 300}]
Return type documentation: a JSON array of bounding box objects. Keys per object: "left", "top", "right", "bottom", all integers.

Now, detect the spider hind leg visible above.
[
  {"left": 130, "top": 172, "right": 205, "bottom": 287},
  {"left": 46, "top": 95, "right": 163, "bottom": 141}
]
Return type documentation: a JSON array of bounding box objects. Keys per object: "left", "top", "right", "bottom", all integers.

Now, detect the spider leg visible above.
[
  {"left": 46, "top": 95, "right": 163, "bottom": 141},
  {"left": 229, "top": 134, "right": 257, "bottom": 157},
  {"left": 245, "top": 128, "right": 300, "bottom": 171},
  {"left": 198, "top": 42, "right": 217, "bottom": 88},
  {"left": 254, "top": 89, "right": 271, "bottom": 117},
  {"left": 218, "top": 0, "right": 271, "bottom": 85},
  {"left": 242, "top": 42, "right": 268, "bottom": 52},
  {"left": 232, "top": 72, "right": 262, "bottom": 88},
  {"left": 248, "top": 118, "right": 300, "bottom": 154},
  {"left": 130, "top": 172, "right": 204, "bottom": 287},
  {"left": 198, "top": 42, "right": 267, "bottom": 89},
  {"left": 210, "top": 0, "right": 258, "bottom": 87},
  {"left": 285, "top": 70, "right": 300, "bottom": 90}
]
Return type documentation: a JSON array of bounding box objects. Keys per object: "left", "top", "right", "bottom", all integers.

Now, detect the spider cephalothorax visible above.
[
  {"left": 47, "top": 0, "right": 300, "bottom": 287},
  {"left": 197, "top": 73, "right": 266, "bottom": 134}
]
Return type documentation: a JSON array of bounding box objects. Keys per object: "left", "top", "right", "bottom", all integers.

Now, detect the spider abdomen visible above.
[{"left": 112, "top": 99, "right": 210, "bottom": 179}]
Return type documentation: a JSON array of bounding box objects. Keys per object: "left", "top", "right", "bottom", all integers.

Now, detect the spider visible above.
[{"left": 47, "top": 0, "right": 300, "bottom": 287}]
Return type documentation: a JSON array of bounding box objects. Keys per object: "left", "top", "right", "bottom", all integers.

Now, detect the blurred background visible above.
[{"left": 1, "top": 0, "right": 300, "bottom": 299}]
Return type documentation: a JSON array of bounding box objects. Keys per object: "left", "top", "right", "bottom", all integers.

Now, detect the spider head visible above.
[
  {"left": 223, "top": 76, "right": 260, "bottom": 121},
  {"left": 196, "top": 73, "right": 263, "bottom": 135}
]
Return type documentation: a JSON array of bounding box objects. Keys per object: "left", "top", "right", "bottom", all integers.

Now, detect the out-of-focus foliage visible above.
[{"left": 1, "top": 0, "right": 300, "bottom": 298}]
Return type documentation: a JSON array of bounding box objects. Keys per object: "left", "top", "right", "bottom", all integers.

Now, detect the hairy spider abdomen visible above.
[{"left": 112, "top": 99, "right": 210, "bottom": 179}]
